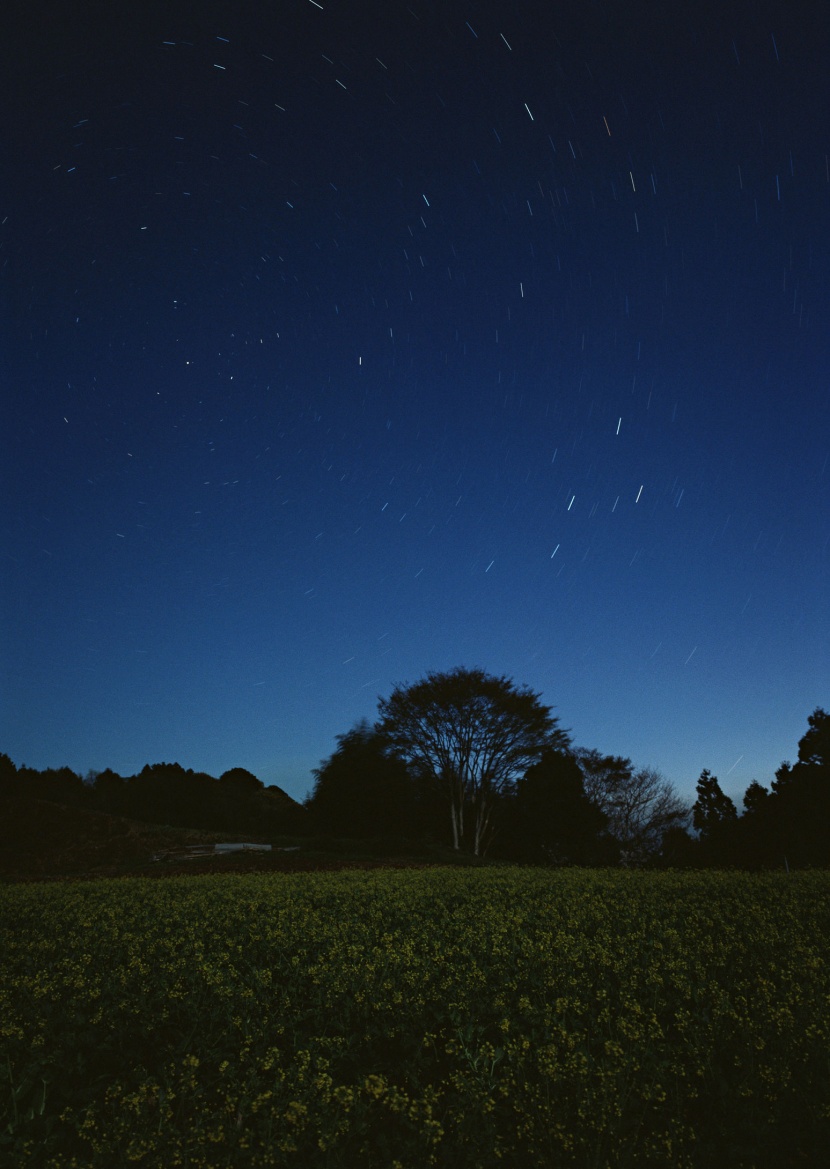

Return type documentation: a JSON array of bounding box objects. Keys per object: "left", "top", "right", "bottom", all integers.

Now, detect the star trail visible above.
[{"left": 4, "top": 0, "right": 828, "bottom": 802}]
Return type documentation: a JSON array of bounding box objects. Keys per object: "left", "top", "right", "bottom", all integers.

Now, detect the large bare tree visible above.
[
  {"left": 575, "top": 748, "right": 690, "bottom": 864},
  {"left": 377, "top": 667, "right": 569, "bottom": 855}
]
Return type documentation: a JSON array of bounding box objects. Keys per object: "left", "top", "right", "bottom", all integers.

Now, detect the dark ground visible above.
[{"left": 0, "top": 797, "right": 476, "bottom": 882}]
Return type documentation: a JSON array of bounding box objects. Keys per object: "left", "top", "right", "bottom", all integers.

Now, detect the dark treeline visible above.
[
  {"left": 686, "top": 706, "right": 830, "bottom": 870},
  {"left": 0, "top": 756, "right": 306, "bottom": 839},
  {"left": 304, "top": 697, "right": 830, "bottom": 870},
  {"left": 3, "top": 682, "right": 828, "bottom": 869}
]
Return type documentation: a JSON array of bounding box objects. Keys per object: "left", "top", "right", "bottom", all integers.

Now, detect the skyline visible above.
[{"left": 4, "top": 0, "right": 828, "bottom": 805}]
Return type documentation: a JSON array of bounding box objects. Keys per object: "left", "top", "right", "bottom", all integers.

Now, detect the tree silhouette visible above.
[
  {"left": 692, "top": 770, "right": 738, "bottom": 864},
  {"left": 512, "top": 749, "right": 609, "bottom": 864},
  {"left": 219, "top": 768, "right": 264, "bottom": 793},
  {"left": 0, "top": 753, "right": 17, "bottom": 796},
  {"left": 742, "top": 780, "right": 770, "bottom": 815},
  {"left": 770, "top": 708, "right": 830, "bottom": 866},
  {"left": 377, "top": 667, "right": 568, "bottom": 855},
  {"left": 14, "top": 765, "right": 85, "bottom": 806},
  {"left": 575, "top": 749, "right": 690, "bottom": 864},
  {"left": 91, "top": 769, "right": 128, "bottom": 815},
  {"left": 692, "top": 769, "right": 737, "bottom": 837},
  {"left": 796, "top": 707, "right": 830, "bottom": 767},
  {"left": 306, "top": 720, "right": 415, "bottom": 839},
  {"left": 6, "top": 701, "right": 827, "bottom": 871},
  {"left": 734, "top": 779, "right": 779, "bottom": 869}
]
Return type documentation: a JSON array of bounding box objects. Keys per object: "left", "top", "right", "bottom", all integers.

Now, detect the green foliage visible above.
[{"left": 2, "top": 870, "right": 829, "bottom": 1167}]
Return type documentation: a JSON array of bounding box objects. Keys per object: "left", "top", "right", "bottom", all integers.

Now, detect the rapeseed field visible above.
[{"left": 2, "top": 869, "right": 828, "bottom": 1167}]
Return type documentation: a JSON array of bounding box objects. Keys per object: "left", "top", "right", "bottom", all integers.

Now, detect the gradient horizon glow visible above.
[{"left": 4, "top": 0, "right": 827, "bottom": 806}]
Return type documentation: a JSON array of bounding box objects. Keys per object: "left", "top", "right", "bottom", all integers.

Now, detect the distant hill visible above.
[{"left": 0, "top": 755, "right": 313, "bottom": 879}]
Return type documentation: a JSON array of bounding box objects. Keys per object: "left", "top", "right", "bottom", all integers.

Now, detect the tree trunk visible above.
[
  {"left": 472, "top": 800, "right": 485, "bottom": 857},
  {"left": 450, "top": 802, "right": 460, "bottom": 850},
  {"left": 473, "top": 795, "right": 496, "bottom": 858}
]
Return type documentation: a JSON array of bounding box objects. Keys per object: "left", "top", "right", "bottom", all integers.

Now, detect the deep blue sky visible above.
[{"left": 4, "top": 0, "right": 828, "bottom": 805}]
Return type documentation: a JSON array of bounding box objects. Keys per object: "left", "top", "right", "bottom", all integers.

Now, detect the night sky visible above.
[{"left": 5, "top": 0, "right": 828, "bottom": 805}]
